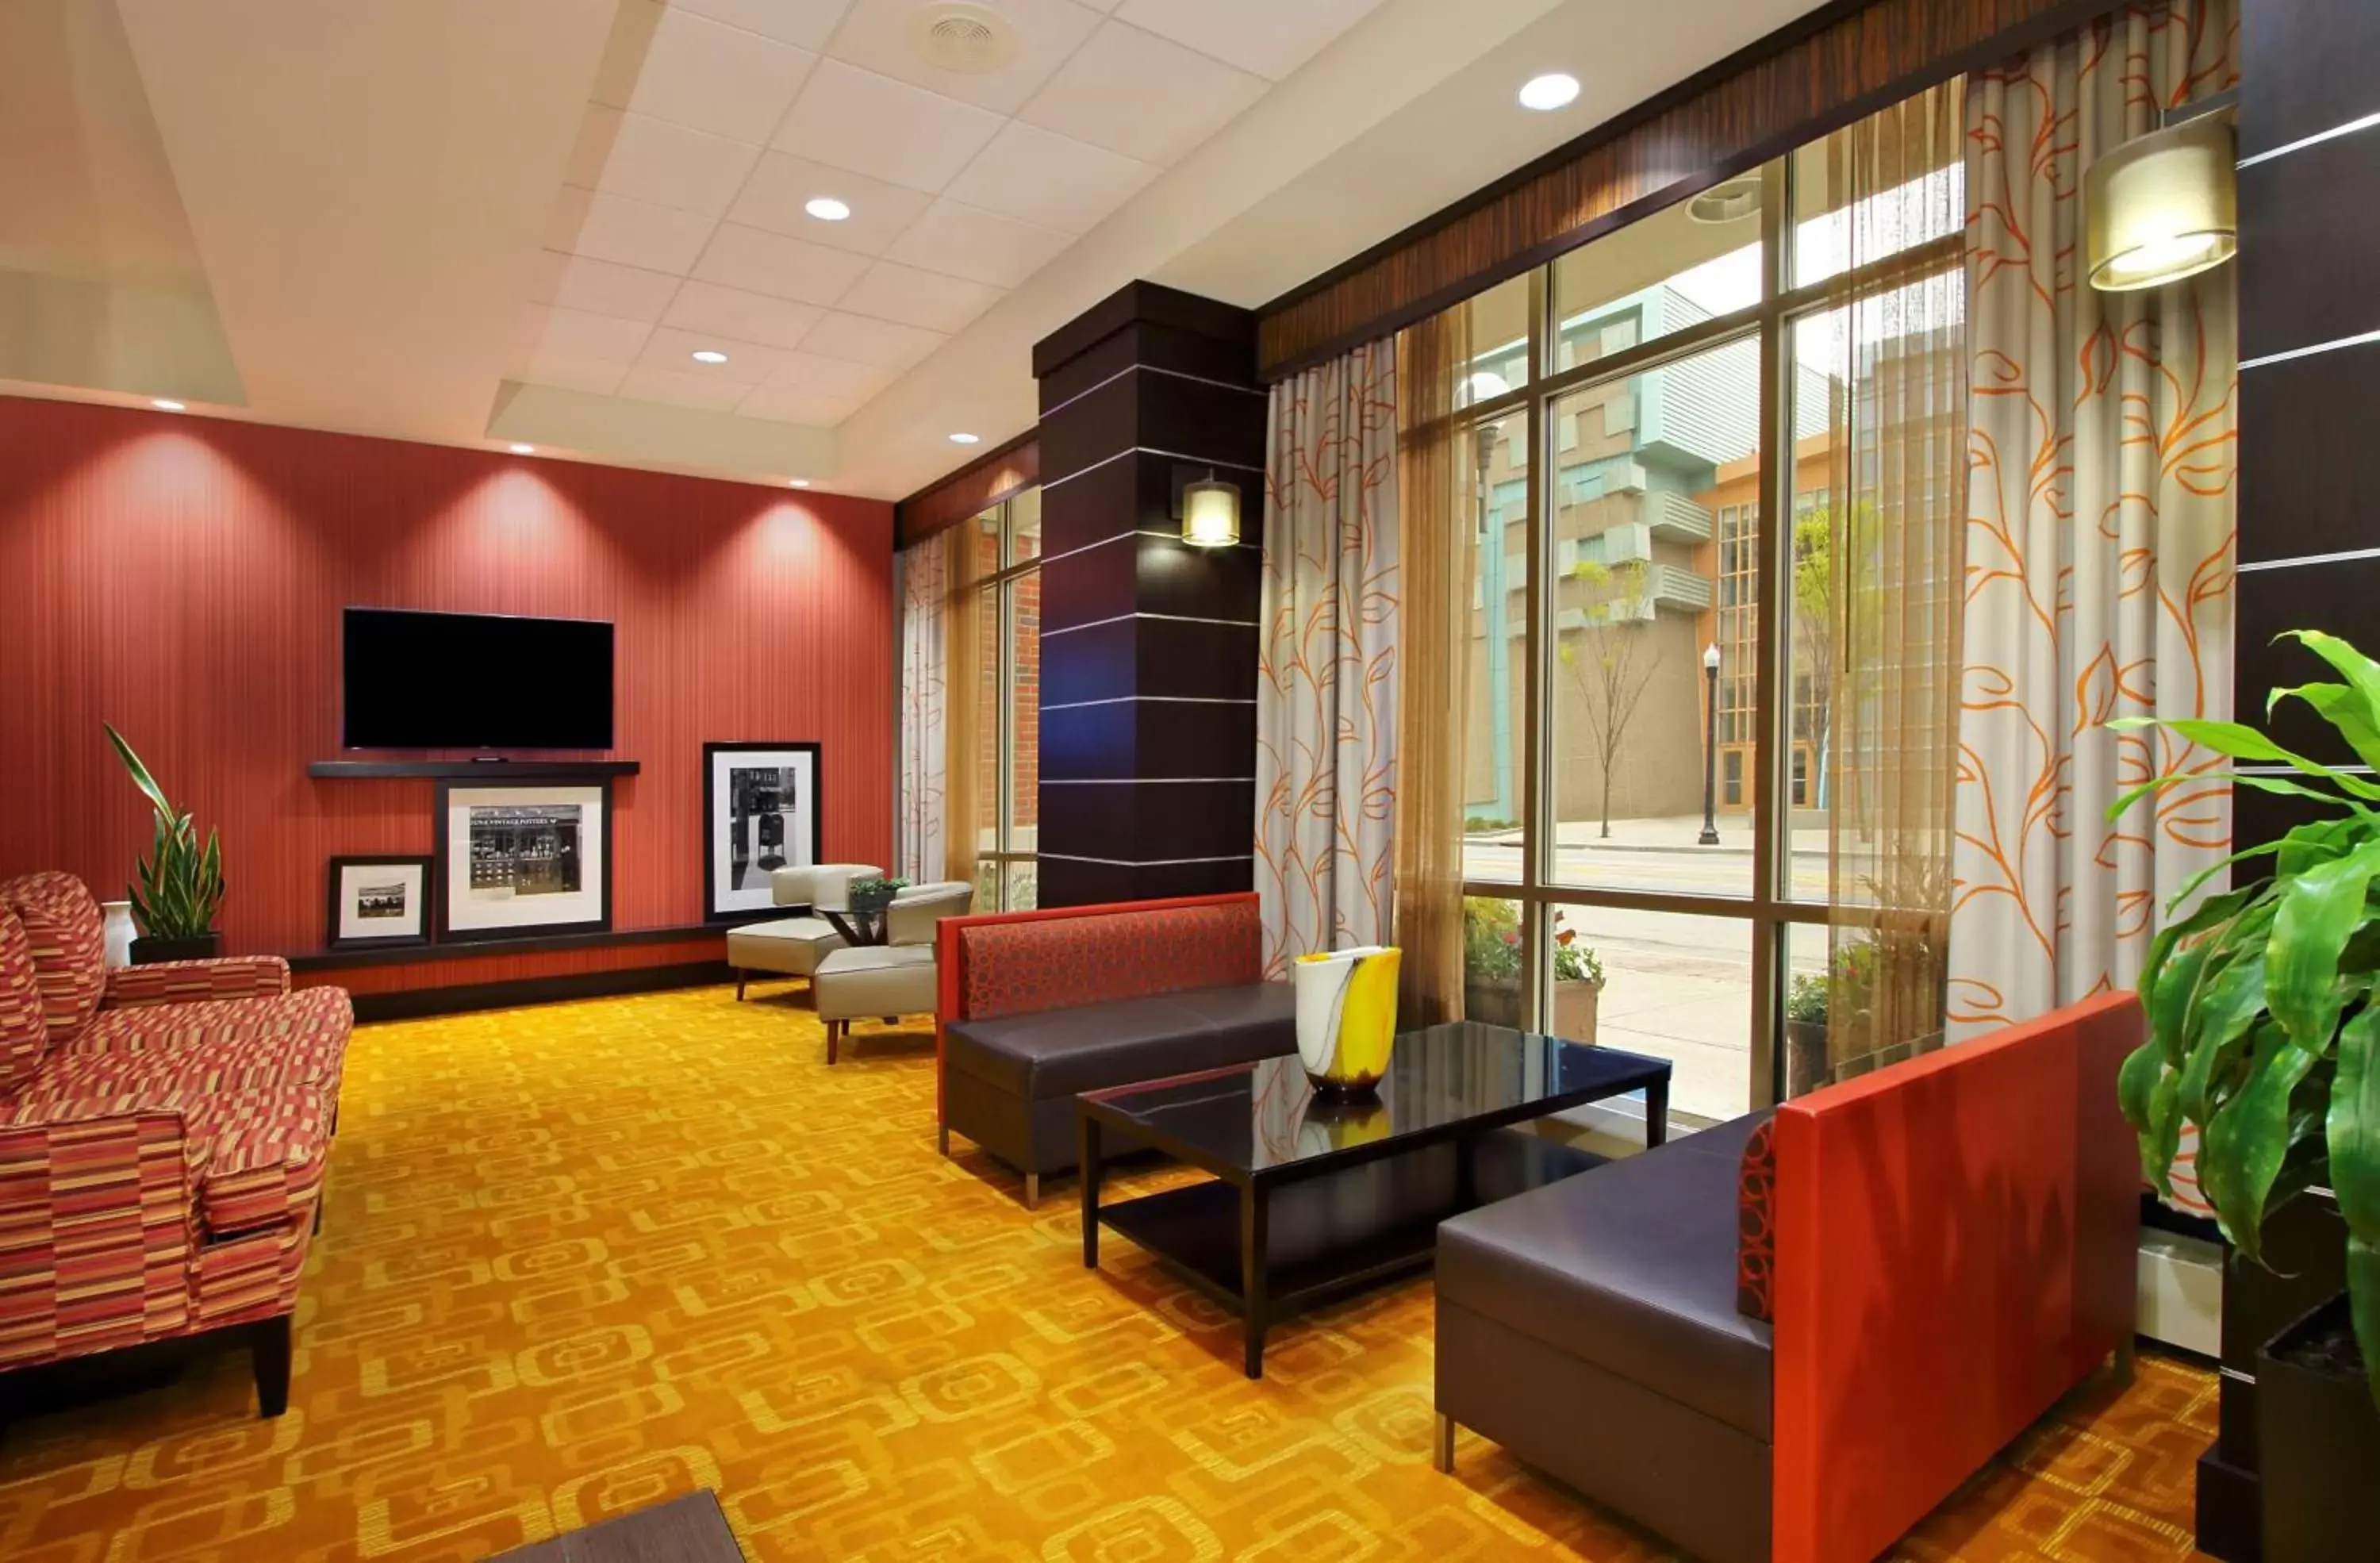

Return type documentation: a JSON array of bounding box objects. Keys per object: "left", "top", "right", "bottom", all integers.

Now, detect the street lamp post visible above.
[{"left": 1699, "top": 642, "right": 1722, "bottom": 847}]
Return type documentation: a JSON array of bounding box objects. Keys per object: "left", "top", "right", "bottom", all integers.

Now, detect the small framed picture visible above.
[
  {"left": 704, "top": 742, "right": 821, "bottom": 922},
  {"left": 325, "top": 855, "right": 433, "bottom": 950},
  {"left": 436, "top": 781, "right": 612, "bottom": 942}
]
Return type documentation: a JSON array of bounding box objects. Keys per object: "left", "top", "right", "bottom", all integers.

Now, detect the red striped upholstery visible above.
[
  {"left": 0, "top": 873, "right": 107, "bottom": 1051},
  {"left": 0, "top": 874, "right": 350, "bottom": 1381},
  {"left": 104, "top": 956, "right": 291, "bottom": 1008},
  {"left": 0, "top": 908, "right": 48, "bottom": 1092}
]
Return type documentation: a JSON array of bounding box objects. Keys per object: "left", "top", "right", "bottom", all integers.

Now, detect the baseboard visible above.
[{"left": 349, "top": 961, "right": 731, "bottom": 1021}]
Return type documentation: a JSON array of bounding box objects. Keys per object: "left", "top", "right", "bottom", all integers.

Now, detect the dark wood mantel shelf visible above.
[{"left": 306, "top": 759, "right": 639, "bottom": 780}]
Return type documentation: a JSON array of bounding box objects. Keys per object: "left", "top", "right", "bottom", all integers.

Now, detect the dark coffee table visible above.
[{"left": 1077, "top": 1022, "right": 1670, "bottom": 1377}]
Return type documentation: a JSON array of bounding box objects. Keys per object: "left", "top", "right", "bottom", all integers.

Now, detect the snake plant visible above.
[
  {"left": 105, "top": 723, "right": 224, "bottom": 940},
  {"left": 2110, "top": 629, "right": 2380, "bottom": 1406}
]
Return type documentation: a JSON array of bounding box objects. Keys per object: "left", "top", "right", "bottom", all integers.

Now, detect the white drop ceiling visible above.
[{"left": 0, "top": 0, "right": 1824, "bottom": 500}]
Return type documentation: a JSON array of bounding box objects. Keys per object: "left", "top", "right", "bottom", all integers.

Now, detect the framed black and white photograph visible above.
[
  {"left": 704, "top": 742, "right": 821, "bottom": 922},
  {"left": 325, "top": 854, "right": 433, "bottom": 950},
  {"left": 436, "top": 781, "right": 612, "bottom": 942}
]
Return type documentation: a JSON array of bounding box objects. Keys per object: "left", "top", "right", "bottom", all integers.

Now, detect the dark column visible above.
[
  {"left": 2200, "top": 3, "right": 2380, "bottom": 1555},
  {"left": 1031, "top": 282, "right": 1268, "bottom": 908}
]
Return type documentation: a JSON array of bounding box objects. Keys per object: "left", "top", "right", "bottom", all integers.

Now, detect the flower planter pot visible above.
[
  {"left": 1783, "top": 1019, "right": 1829, "bottom": 1098},
  {"left": 1461, "top": 978, "right": 1599, "bottom": 1039},
  {"left": 2257, "top": 1292, "right": 2380, "bottom": 1563},
  {"left": 129, "top": 931, "right": 221, "bottom": 966}
]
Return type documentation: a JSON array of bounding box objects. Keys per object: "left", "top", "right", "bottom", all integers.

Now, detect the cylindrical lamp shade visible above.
[
  {"left": 2085, "top": 115, "right": 2237, "bottom": 293},
  {"left": 1181, "top": 478, "right": 1241, "bottom": 547}
]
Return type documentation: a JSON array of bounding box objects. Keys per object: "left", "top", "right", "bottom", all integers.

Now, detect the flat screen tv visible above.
[{"left": 343, "top": 608, "right": 614, "bottom": 750}]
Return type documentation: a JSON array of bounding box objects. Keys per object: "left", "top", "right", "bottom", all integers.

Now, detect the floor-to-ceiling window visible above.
[
  {"left": 970, "top": 488, "right": 1040, "bottom": 910},
  {"left": 1433, "top": 93, "right": 1964, "bottom": 1123}
]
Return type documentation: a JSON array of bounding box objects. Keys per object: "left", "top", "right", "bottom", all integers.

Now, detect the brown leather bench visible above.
[{"left": 934, "top": 893, "right": 1295, "bottom": 1207}]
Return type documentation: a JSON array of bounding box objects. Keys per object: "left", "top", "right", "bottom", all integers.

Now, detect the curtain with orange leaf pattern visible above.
[
  {"left": 1948, "top": 0, "right": 2240, "bottom": 1150},
  {"left": 1254, "top": 341, "right": 1400, "bottom": 977}
]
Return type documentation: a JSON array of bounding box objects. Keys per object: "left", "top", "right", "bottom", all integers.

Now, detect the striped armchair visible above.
[{"left": 0, "top": 873, "right": 351, "bottom": 1419}]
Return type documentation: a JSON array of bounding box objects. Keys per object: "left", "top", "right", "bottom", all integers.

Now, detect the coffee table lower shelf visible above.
[{"left": 1088, "top": 1129, "right": 1605, "bottom": 1377}]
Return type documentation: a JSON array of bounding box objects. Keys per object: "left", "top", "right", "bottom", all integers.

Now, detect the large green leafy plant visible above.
[
  {"left": 2111, "top": 630, "right": 2380, "bottom": 1405},
  {"left": 105, "top": 723, "right": 224, "bottom": 939}
]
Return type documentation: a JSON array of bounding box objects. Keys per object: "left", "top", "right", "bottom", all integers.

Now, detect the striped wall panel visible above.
[{"left": 0, "top": 395, "right": 894, "bottom": 980}]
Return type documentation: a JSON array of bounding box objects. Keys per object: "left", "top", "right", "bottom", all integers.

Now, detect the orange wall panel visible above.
[{"left": 0, "top": 395, "right": 893, "bottom": 963}]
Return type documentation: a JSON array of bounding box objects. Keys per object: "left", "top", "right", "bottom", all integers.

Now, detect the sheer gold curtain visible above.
[
  {"left": 1392, "top": 304, "right": 1477, "bottom": 1026},
  {"left": 1802, "top": 82, "right": 1968, "bottom": 1090},
  {"left": 941, "top": 520, "right": 985, "bottom": 890}
]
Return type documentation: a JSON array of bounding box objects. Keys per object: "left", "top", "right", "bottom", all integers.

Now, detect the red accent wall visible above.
[{"left": 0, "top": 395, "right": 893, "bottom": 984}]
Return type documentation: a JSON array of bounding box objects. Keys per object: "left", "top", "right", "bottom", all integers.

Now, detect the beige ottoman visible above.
[{"left": 725, "top": 862, "right": 880, "bottom": 1000}]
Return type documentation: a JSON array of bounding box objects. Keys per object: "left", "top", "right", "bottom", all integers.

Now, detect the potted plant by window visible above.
[
  {"left": 1461, "top": 898, "right": 1604, "bottom": 1036},
  {"left": 1785, "top": 970, "right": 1829, "bottom": 1098},
  {"left": 105, "top": 723, "right": 225, "bottom": 963},
  {"left": 2109, "top": 629, "right": 2380, "bottom": 1562}
]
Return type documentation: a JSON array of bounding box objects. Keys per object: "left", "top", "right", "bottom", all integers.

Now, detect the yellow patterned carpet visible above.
[{"left": 2, "top": 985, "right": 2221, "bottom": 1561}]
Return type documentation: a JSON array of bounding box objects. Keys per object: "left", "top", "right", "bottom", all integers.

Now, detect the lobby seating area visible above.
[{"left": 5, "top": 0, "right": 2366, "bottom": 1557}]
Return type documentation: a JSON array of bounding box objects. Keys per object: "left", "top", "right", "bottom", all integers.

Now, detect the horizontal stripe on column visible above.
[
  {"left": 1038, "top": 528, "right": 1260, "bottom": 572},
  {"left": 2236, "top": 548, "right": 2380, "bottom": 573},
  {"left": 1041, "top": 618, "right": 1259, "bottom": 706},
  {"left": 1042, "top": 447, "right": 1265, "bottom": 493},
  {"left": 1042, "top": 776, "right": 1256, "bottom": 784},
  {"left": 1040, "top": 700, "right": 1256, "bottom": 782},
  {"left": 2241, "top": 330, "right": 2380, "bottom": 371},
  {"left": 1036, "top": 777, "right": 1256, "bottom": 861},
  {"left": 2240, "top": 130, "right": 2380, "bottom": 360},
  {"left": 2238, "top": 110, "right": 2380, "bottom": 168},
  {"left": 1042, "top": 853, "right": 1255, "bottom": 867},
  {"left": 1040, "top": 362, "right": 1270, "bottom": 421},
  {"left": 1042, "top": 609, "right": 1259, "bottom": 638},
  {"left": 2236, "top": 551, "right": 2380, "bottom": 766},
  {"left": 1042, "top": 696, "right": 1255, "bottom": 712},
  {"left": 1038, "top": 854, "right": 1253, "bottom": 909},
  {"left": 2238, "top": 342, "right": 2380, "bottom": 563}
]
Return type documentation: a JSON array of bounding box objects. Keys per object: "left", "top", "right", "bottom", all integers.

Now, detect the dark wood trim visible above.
[
  {"left": 308, "top": 758, "right": 639, "bottom": 779},
  {"left": 1031, "top": 280, "right": 1256, "bottom": 380},
  {"left": 288, "top": 920, "right": 720, "bottom": 971},
  {"left": 893, "top": 430, "right": 1038, "bottom": 550},
  {"left": 1255, "top": 0, "right": 2131, "bottom": 380},
  {"left": 346, "top": 960, "right": 731, "bottom": 1022}
]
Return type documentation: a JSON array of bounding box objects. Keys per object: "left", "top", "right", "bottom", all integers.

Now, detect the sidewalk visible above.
[{"left": 1470, "top": 814, "right": 1832, "bottom": 857}]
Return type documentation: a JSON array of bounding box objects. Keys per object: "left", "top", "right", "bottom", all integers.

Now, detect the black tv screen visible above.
[{"left": 343, "top": 608, "right": 614, "bottom": 750}]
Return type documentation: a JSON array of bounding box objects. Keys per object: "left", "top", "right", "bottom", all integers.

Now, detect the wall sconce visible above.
[
  {"left": 1178, "top": 472, "right": 1241, "bottom": 548},
  {"left": 2085, "top": 100, "right": 2237, "bottom": 293}
]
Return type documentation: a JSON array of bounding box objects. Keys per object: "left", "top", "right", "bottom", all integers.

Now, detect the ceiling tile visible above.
[
  {"left": 635, "top": 324, "right": 785, "bottom": 383},
  {"left": 511, "top": 349, "right": 631, "bottom": 397},
  {"left": 942, "top": 121, "right": 1155, "bottom": 234},
  {"left": 515, "top": 303, "right": 655, "bottom": 362},
  {"left": 662, "top": 280, "right": 827, "bottom": 350},
  {"left": 835, "top": 259, "right": 1002, "bottom": 333},
  {"left": 570, "top": 107, "right": 763, "bottom": 218},
  {"left": 547, "top": 186, "right": 715, "bottom": 275},
  {"left": 1112, "top": 0, "right": 1384, "bottom": 80},
  {"left": 619, "top": 363, "right": 751, "bottom": 411},
  {"left": 885, "top": 199, "right": 1069, "bottom": 289},
  {"left": 760, "top": 350, "right": 894, "bottom": 399},
  {"left": 737, "top": 382, "right": 864, "bottom": 424},
  {"left": 668, "top": 0, "right": 852, "bottom": 51},
  {"left": 691, "top": 222, "right": 873, "bottom": 305},
  {"left": 797, "top": 309, "right": 946, "bottom": 369},
  {"left": 593, "top": 2, "right": 816, "bottom": 144},
  {"left": 525, "top": 250, "right": 682, "bottom": 322},
  {"left": 771, "top": 60, "right": 1003, "bottom": 194},
  {"left": 730, "top": 152, "right": 933, "bottom": 255},
  {"left": 824, "top": 0, "right": 1101, "bottom": 116},
  {"left": 1019, "top": 21, "right": 1268, "bottom": 165}
]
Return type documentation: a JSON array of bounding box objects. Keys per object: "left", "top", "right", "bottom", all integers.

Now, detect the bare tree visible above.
[{"left": 1559, "top": 559, "right": 1661, "bottom": 839}]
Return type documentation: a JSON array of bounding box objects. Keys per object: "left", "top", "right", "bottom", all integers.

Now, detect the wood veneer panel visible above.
[
  {"left": 1256, "top": 0, "right": 2121, "bottom": 378},
  {"left": 0, "top": 395, "right": 893, "bottom": 962},
  {"left": 893, "top": 432, "right": 1038, "bottom": 549}
]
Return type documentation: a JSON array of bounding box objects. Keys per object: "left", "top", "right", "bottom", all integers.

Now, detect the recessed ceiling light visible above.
[
  {"left": 691, "top": 348, "right": 729, "bottom": 364},
  {"left": 152, "top": 399, "right": 186, "bottom": 412},
  {"left": 805, "top": 197, "right": 851, "bottom": 222},
  {"left": 509, "top": 443, "right": 535, "bottom": 455},
  {"left": 948, "top": 432, "right": 981, "bottom": 445},
  {"left": 1518, "top": 73, "right": 1580, "bottom": 111},
  {"left": 789, "top": 478, "right": 811, "bottom": 488}
]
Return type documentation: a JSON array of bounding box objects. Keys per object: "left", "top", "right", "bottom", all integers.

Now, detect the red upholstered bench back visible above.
[{"left": 945, "top": 895, "right": 1262, "bottom": 1021}]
